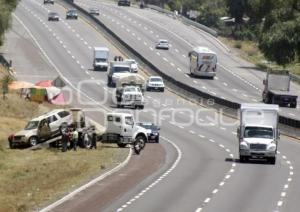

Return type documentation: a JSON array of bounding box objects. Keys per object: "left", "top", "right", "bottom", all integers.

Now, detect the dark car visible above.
[
  {"left": 66, "top": 9, "right": 78, "bottom": 19},
  {"left": 89, "top": 8, "right": 99, "bottom": 16},
  {"left": 48, "top": 12, "right": 59, "bottom": 21},
  {"left": 137, "top": 123, "right": 160, "bottom": 143},
  {"left": 118, "top": 0, "right": 131, "bottom": 6},
  {"left": 44, "top": 0, "right": 54, "bottom": 4}
]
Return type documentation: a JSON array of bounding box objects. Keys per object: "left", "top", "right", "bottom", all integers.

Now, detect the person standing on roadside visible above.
[
  {"left": 72, "top": 128, "right": 79, "bottom": 151},
  {"left": 61, "top": 128, "right": 69, "bottom": 152}
]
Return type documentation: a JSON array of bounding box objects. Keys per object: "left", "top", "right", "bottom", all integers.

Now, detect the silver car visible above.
[
  {"left": 48, "top": 12, "right": 59, "bottom": 21},
  {"left": 146, "top": 76, "right": 165, "bottom": 92},
  {"left": 156, "top": 39, "right": 169, "bottom": 50}
]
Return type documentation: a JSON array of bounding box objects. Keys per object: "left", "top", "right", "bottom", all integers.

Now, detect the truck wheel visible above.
[
  {"left": 117, "top": 143, "right": 127, "bottom": 148},
  {"left": 268, "top": 157, "right": 276, "bottom": 165},
  {"left": 155, "top": 137, "right": 159, "bottom": 143},
  {"left": 240, "top": 155, "right": 248, "bottom": 163},
  {"left": 29, "top": 136, "right": 38, "bottom": 147}
]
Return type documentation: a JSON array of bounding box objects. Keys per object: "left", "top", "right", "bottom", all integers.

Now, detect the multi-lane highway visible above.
[
  {"left": 4, "top": 0, "right": 300, "bottom": 211},
  {"left": 75, "top": 0, "right": 300, "bottom": 121}
]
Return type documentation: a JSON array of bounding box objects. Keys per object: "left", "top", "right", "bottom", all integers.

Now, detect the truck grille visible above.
[{"left": 250, "top": 144, "right": 267, "bottom": 151}]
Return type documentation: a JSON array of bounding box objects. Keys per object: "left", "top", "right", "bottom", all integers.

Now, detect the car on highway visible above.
[
  {"left": 44, "top": 0, "right": 54, "bottom": 4},
  {"left": 89, "top": 7, "right": 100, "bottom": 16},
  {"left": 124, "top": 59, "right": 138, "bottom": 73},
  {"left": 118, "top": 0, "right": 131, "bottom": 6},
  {"left": 66, "top": 9, "right": 78, "bottom": 20},
  {"left": 146, "top": 76, "right": 165, "bottom": 92},
  {"left": 48, "top": 12, "right": 59, "bottom": 21},
  {"left": 8, "top": 109, "right": 72, "bottom": 148},
  {"left": 137, "top": 122, "right": 160, "bottom": 143},
  {"left": 155, "top": 39, "right": 169, "bottom": 50}
]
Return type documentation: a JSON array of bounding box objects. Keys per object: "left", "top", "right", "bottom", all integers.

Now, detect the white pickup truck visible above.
[
  {"left": 101, "top": 113, "right": 148, "bottom": 154},
  {"left": 237, "top": 103, "right": 279, "bottom": 164}
]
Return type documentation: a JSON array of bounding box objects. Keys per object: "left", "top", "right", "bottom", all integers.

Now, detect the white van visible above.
[
  {"left": 188, "top": 46, "right": 217, "bottom": 79},
  {"left": 93, "top": 47, "right": 109, "bottom": 71}
]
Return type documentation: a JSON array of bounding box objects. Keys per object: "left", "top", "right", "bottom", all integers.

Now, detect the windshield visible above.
[
  {"left": 124, "top": 87, "right": 136, "bottom": 92},
  {"left": 244, "top": 126, "right": 273, "bottom": 139},
  {"left": 150, "top": 77, "right": 162, "bottom": 82},
  {"left": 113, "top": 67, "right": 130, "bottom": 73},
  {"left": 95, "top": 58, "right": 107, "bottom": 62},
  {"left": 138, "top": 123, "right": 158, "bottom": 130},
  {"left": 24, "top": 121, "right": 39, "bottom": 130}
]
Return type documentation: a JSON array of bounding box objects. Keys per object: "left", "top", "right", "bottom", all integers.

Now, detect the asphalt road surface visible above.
[
  {"left": 2, "top": 0, "right": 300, "bottom": 211},
  {"left": 75, "top": 0, "right": 300, "bottom": 121}
]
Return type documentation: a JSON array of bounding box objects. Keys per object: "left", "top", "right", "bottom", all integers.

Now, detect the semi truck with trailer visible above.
[{"left": 237, "top": 103, "right": 279, "bottom": 164}]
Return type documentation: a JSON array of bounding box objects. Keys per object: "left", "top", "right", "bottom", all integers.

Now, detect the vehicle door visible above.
[
  {"left": 37, "top": 119, "right": 51, "bottom": 139},
  {"left": 123, "top": 116, "right": 134, "bottom": 137},
  {"left": 47, "top": 115, "right": 59, "bottom": 133}
]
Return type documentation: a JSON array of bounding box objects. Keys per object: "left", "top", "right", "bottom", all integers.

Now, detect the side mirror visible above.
[{"left": 237, "top": 127, "right": 240, "bottom": 138}]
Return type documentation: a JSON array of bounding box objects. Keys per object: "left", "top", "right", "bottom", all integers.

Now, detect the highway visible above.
[
  {"left": 4, "top": 0, "right": 300, "bottom": 211},
  {"left": 75, "top": 0, "right": 300, "bottom": 121}
]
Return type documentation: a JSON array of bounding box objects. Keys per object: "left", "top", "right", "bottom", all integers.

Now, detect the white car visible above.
[
  {"left": 146, "top": 76, "right": 165, "bottom": 92},
  {"left": 124, "top": 59, "right": 138, "bottom": 73},
  {"left": 156, "top": 39, "right": 169, "bottom": 50},
  {"left": 9, "top": 109, "right": 72, "bottom": 147}
]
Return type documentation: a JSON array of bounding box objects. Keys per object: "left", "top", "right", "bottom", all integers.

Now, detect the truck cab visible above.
[
  {"left": 102, "top": 113, "right": 148, "bottom": 151},
  {"left": 107, "top": 61, "right": 132, "bottom": 87},
  {"left": 93, "top": 47, "right": 109, "bottom": 71},
  {"left": 237, "top": 103, "right": 279, "bottom": 164}
]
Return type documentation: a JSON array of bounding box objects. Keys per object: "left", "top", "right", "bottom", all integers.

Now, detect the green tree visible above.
[{"left": 226, "top": 0, "right": 247, "bottom": 24}]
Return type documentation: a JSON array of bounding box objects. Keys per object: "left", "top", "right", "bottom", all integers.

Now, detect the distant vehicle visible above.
[
  {"left": 124, "top": 59, "right": 138, "bottom": 73},
  {"left": 237, "top": 103, "right": 279, "bottom": 164},
  {"left": 107, "top": 61, "right": 132, "bottom": 87},
  {"left": 66, "top": 9, "right": 78, "bottom": 19},
  {"left": 146, "top": 76, "right": 165, "bottom": 92},
  {"left": 48, "top": 12, "right": 59, "bottom": 21},
  {"left": 188, "top": 46, "right": 217, "bottom": 79},
  {"left": 155, "top": 39, "right": 169, "bottom": 50},
  {"left": 44, "top": 0, "right": 54, "bottom": 4},
  {"left": 262, "top": 70, "right": 298, "bottom": 108},
  {"left": 8, "top": 109, "right": 72, "bottom": 147},
  {"left": 118, "top": 0, "right": 131, "bottom": 6},
  {"left": 101, "top": 113, "right": 148, "bottom": 154},
  {"left": 137, "top": 123, "right": 160, "bottom": 143},
  {"left": 93, "top": 47, "right": 109, "bottom": 71},
  {"left": 89, "top": 7, "right": 99, "bottom": 15}
]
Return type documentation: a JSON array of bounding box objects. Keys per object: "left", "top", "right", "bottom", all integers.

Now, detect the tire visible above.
[
  {"left": 268, "top": 157, "right": 276, "bottom": 165},
  {"left": 117, "top": 142, "right": 127, "bottom": 148},
  {"left": 240, "top": 155, "right": 247, "bottom": 163},
  {"left": 290, "top": 102, "right": 297, "bottom": 108},
  {"left": 9, "top": 141, "right": 15, "bottom": 149},
  {"left": 155, "top": 137, "right": 159, "bottom": 143},
  {"left": 139, "top": 105, "right": 144, "bottom": 110},
  {"left": 134, "top": 135, "right": 146, "bottom": 154},
  {"left": 161, "top": 88, "right": 164, "bottom": 92},
  {"left": 29, "top": 136, "right": 38, "bottom": 147}
]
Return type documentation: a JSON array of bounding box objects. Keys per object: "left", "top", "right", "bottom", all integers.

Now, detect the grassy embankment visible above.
[
  {"left": 220, "top": 37, "right": 300, "bottom": 75},
  {"left": 0, "top": 66, "right": 129, "bottom": 212}
]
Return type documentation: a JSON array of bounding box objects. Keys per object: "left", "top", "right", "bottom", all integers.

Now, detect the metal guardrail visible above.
[
  {"left": 145, "top": 4, "right": 218, "bottom": 37},
  {"left": 62, "top": 0, "right": 300, "bottom": 129}
]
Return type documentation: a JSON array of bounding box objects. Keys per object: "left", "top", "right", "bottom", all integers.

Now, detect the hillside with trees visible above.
[
  {"left": 0, "top": 0, "right": 19, "bottom": 46},
  {"left": 144, "top": 0, "right": 300, "bottom": 69}
]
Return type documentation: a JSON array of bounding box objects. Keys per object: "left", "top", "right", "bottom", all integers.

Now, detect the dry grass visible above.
[
  {"left": 0, "top": 66, "right": 129, "bottom": 212},
  {"left": 220, "top": 37, "right": 300, "bottom": 75}
]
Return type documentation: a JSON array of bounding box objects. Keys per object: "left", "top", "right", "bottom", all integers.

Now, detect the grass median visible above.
[{"left": 0, "top": 68, "right": 129, "bottom": 212}]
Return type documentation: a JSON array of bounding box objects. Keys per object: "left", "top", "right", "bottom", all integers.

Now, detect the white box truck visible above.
[
  {"left": 93, "top": 47, "right": 109, "bottom": 71},
  {"left": 237, "top": 103, "right": 279, "bottom": 164},
  {"left": 188, "top": 46, "right": 217, "bottom": 79}
]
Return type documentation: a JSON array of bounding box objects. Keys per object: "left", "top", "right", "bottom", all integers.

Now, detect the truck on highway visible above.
[
  {"left": 93, "top": 47, "right": 109, "bottom": 71},
  {"left": 101, "top": 113, "right": 148, "bottom": 154},
  {"left": 107, "top": 61, "right": 132, "bottom": 87},
  {"left": 115, "top": 73, "right": 145, "bottom": 109},
  {"left": 262, "top": 70, "right": 298, "bottom": 108},
  {"left": 188, "top": 46, "right": 217, "bottom": 79},
  {"left": 237, "top": 103, "right": 279, "bottom": 164}
]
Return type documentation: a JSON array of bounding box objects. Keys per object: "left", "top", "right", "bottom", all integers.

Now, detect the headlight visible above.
[{"left": 240, "top": 142, "right": 248, "bottom": 150}]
